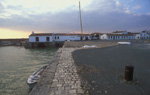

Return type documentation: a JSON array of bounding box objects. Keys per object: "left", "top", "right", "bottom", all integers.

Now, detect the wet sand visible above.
[{"left": 72, "top": 44, "right": 150, "bottom": 95}]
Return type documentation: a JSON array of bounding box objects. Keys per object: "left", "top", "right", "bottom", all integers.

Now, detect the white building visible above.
[
  {"left": 138, "top": 31, "right": 150, "bottom": 39},
  {"left": 100, "top": 30, "right": 138, "bottom": 40},
  {"left": 29, "top": 30, "right": 150, "bottom": 42},
  {"left": 29, "top": 32, "right": 92, "bottom": 43},
  {"left": 29, "top": 33, "right": 53, "bottom": 42},
  {"left": 52, "top": 33, "right": 81, "bottom": 41},
  {"left": 91, "top": 33, "right": 103, "bottom": 40},
  {"left": 101, "top": 31, "right": 150, "bottom": 40}
]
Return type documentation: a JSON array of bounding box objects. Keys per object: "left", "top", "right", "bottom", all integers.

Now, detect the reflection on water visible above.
[{"left": 0, "top": 46, "right": 58, "bottom": 95}]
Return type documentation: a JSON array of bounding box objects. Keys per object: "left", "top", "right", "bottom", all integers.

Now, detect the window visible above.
[
  {"left": 57, "top": 36, "right": 59, "bottom": 39},
  {"left": 46, "top": 37, "right": 49, "bottom": 41},
  {"left": 36, "top": 37, "right": 39, "bottom": 42}
]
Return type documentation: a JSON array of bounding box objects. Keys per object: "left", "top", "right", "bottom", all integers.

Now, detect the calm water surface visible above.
[{"left": 0, "top": 46, "right": 58, "bottom": 95}]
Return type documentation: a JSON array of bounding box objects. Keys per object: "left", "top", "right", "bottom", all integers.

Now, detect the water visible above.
[{"left": 0, "top": 46, "right": 58, "bottom": 95}]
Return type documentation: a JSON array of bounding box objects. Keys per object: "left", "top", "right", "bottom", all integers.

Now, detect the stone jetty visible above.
[
  {"left": 29, "top": 41, "right": 118, "bottom": 95},
  {"left": 29, "top": 47, "right": 85, "bottom": 95},
  {"left": 49, "top": 48, "right": 84, "bottom": 95}
]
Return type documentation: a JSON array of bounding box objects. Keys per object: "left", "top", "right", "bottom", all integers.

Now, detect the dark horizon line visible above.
[{"left": 0, "top": 38, "right": 28, "bottom": 41}]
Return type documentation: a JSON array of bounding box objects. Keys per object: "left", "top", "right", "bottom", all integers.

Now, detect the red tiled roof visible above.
[
  {"left": 106, "top": 33, "right": 135, "bottom": 36},
  {"left": 29, "top": 33, "right": 91, "bottom": 36},
  {"left": 29, "top": 33, "right": 53, "bottom": 36},
  {"left": 91, "top": 32, "right": 104, "bottom": 35},
  {"left": 113, "top": 31, "right": 125, "bottom": 33},
  {"left": 54, "top": 33, "right": 90, "bottom": 35},
  {"left": 131, "top": 32, "right": 140, "bottom": 34}
]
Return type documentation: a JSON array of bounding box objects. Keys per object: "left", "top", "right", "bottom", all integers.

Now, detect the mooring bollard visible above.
[{"left": 124, "top": 65, "right": 134, "bottom": 81}]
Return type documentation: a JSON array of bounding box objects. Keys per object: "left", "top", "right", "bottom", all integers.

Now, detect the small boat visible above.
[
  {"left": 118, "top": 42, "right": 131, "bottom": 45},
  {"left": 27, "top": 65, "right": 47, "bottom": 90},
  {"left": 83, "top": 45, "right": 98, "bottom": 48}
]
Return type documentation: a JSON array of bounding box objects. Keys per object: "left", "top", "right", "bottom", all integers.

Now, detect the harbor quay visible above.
[
  {"left": 29, "top": 48, "right": 87, "bottom": 95},
  {"left": 29, "top": 41, "right": 117, "bottom": 95},
  {"left": 72, "top": 43, "right": 150, "bottom": 95},
  {"left": 29, "top": 40, "right": 150, "bottom": 95}
]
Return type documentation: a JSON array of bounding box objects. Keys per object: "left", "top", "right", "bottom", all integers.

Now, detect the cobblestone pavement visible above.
[
  {"left": 64, "top": 40, "right": 118, "bottom": 48},
  {"left": 49, "top": 48, "right": 85, "bottom": 95}
]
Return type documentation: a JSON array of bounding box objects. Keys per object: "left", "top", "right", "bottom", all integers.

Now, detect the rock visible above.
[
  {"left": 91, "top": 81, "right": 95, "bottom": 83},
  {"left": 86, "top": 91, "right": 89, "bottom": 94},
  {"left": 69, "top": 90, "right": 76, "bottom": 94},
  {"left": 105, "top": 90, "right": 108, "bottom": 94}
]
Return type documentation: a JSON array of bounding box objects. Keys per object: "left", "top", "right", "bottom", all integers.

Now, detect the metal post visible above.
[{"left": 124, "top": 65, "right": 134, "bottom": 81}]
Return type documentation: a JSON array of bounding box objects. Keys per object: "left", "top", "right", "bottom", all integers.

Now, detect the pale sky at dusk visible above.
[{"left": 0, "top": 0, "right": 150, "bottom": 38}]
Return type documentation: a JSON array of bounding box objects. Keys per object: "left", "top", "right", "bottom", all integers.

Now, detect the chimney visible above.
[{"left": 32, "top": 31, "right": 34, "bottom": 34}]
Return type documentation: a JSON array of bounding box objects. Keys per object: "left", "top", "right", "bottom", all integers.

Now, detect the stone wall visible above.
[{"left": 25, "top": 41, "right": 64, "bottom": 48}]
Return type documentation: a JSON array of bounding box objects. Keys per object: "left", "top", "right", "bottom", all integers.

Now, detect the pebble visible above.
[{"left": 105, "top": 90, "right": 108, "bottom": 94}]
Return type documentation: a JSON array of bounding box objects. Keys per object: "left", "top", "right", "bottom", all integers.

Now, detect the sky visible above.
[{"left": 0, "top": 0, "right": 150, "bottom": 38}]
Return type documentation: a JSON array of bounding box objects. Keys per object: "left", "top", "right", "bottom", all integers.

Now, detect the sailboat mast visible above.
[{"left": 79, "top": 1, "right": 83, "bottom": 34}]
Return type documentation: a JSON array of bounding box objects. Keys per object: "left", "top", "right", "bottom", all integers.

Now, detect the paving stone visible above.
[
  {"left": 49, "top": 48, "right": 85, "bottom": 95},
  {"left": 77, "top": 88, "right": 84, "bottom": 94},
  {"left": 57, "top": 84, "right": 62, "bottom": 87},
  {"left": 70, "top": 90, "right": 77, "bottom": 94}
]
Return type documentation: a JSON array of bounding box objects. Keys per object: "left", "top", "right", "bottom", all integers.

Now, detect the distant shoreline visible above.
[
  {"left": 0, "top": 38, "right": 28, "bottom": 46},
  {"left": 0, "top": 38, "right": 28, "bottom": 40}
]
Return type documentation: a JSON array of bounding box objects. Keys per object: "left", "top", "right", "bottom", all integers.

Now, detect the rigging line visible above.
[
  {"left": 78, "top": 3, "right": 94, "bottom": 33},
  {"left": 82, "top": 11, "right": 91, "bottom": 33},
  {"left": 76, "top": 8, "right": 80, "bottom": 33}
]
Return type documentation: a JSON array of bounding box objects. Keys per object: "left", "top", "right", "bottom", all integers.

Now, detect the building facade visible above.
[
  {"left": 100, "top": 30, "right": 150, "bottom": 40},
  {"left": 29, "top": 33, "right": 53, "bottom": 42},
  {"left": 26, "top": 30, "right": 150, "bottom": 48},
  {"left": 101, "top": 33, "right": 136, "bottom": 40},
  {"left": 29, "top": 32, "right": 92, "bottom": 43}
]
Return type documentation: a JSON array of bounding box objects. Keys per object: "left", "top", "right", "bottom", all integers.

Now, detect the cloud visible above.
[
  {"left": 146, "top": 13, "right": 150, "bottom": 16},
  {"left": 0, "top": 2, "right": 4, "bottom": 11},
  {"left": 0, "top": 0, "right": 150, "bottom": 34},
  {"left": 133, "top": 5, "right": 141, "bottom": 10},
  {"left": 1, "top": 9, "right": 150, "bottom": 33},
  {"left": 1, "top": 0, "right": 92, "bottom": 15},
  {"left": 83, "top": 0, "right": 125, "bottom": 13},
  {"left": 81, "top": 10, "right": 150, "bottom": 32}
]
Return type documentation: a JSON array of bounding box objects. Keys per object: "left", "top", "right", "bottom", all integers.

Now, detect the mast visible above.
[{"left": 79, "top": 1, "right": 83, "bottom": 34}]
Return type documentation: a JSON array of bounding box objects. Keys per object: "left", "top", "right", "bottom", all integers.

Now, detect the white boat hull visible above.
[
  {"left": 27, "top": 65, "right": 47, "bottom": 90},
  {"left": 118, "top": 42, "right": 131, "bottom": 45}
]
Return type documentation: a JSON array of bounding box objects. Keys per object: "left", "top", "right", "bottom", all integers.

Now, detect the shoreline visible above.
[
  {"left": 29, "top": 41, "right": 150, "bottom": 95},
  {"left": 29, "top": 41, "right": 117, "bottom": 95},
  {"left": 29, "top": 48, "right": 62, "bottom": 95}
]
